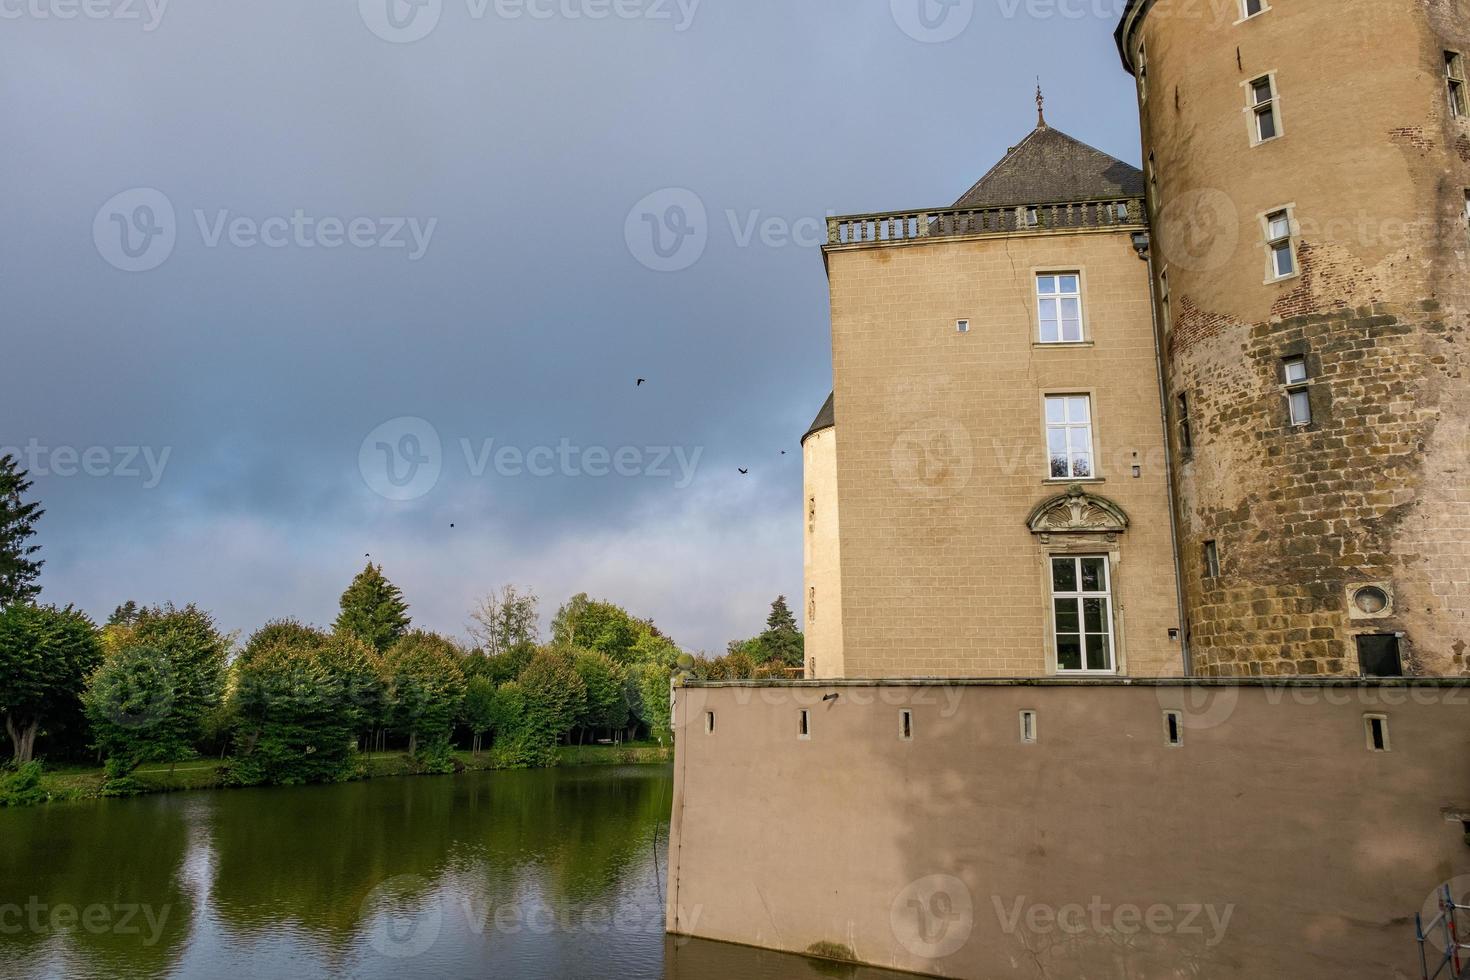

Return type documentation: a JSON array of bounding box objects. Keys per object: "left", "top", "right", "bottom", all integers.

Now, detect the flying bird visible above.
[
  {"left": 449, "top": 523, "right": 455, "bottom": 528},
  {"left": 780, "top": 450, "right": 787, "bottom": 455},
  {"left": 738, "top": 468, "right": 748, "bottom": 475},
  {"left": 636, "top": 378, "right": 646, "bottom": 386}
]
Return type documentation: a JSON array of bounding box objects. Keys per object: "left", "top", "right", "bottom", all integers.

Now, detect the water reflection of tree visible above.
[
  {"left": 205, "top": 766, "right": 671, "bottom": 952},
  {"left": 0, "top": 795, "right": 195, "bottom": 980}
]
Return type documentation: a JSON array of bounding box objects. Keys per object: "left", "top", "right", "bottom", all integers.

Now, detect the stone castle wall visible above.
[{"left": 1125, "top": 0, "right": 1470, "bottom": 675}]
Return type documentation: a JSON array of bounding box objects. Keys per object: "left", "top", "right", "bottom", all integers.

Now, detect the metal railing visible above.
[
  {"left": 825, "top": 197, "right": 1145, "bottom": 246},
  {"left": 1417, "top": 884, "right": 1468, "bottom": 980}
]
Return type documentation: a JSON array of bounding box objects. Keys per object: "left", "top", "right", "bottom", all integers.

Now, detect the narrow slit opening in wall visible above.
[
  {"left": 1020, "top": 710, "right": 1037, "bottom": 744},
  {"left": 956, "top": 319, "right": 969, "bottom": 333},
  {"left": 798, "top": 709, "right": 810, "bottom": 739},
  {"left": 704, "top": 710, "right": 715, "bottom": 734},
  {"left": 1164, "top": 710, "right": 1183, "bottom": 746},
  {"left": 899, "top": 709, "right": 913, "bottom": 741},
  {"left": 1366, "top": 715, "right": 1389, "bottom": 752}
]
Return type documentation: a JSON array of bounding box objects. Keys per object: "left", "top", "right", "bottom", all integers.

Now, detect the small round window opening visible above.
[{"left": 1354, "top": 586, "right": 1389, "bottom": 616}]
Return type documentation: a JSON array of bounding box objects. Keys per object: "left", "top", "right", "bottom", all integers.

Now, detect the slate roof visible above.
[
  {"left": 950, "top": 123, "right": 1144, "bottom": 209},
  {"left": 801, "top": 392, "right": 835, "bottom": 444}
]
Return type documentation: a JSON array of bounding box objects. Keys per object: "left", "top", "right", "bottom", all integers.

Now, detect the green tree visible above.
[
  {"left": 333, "top": 563, "right": 410, "bottom": 652},
  {"left": 573, "top": 649, "right": 628, "bottom": 740},
  {"left": 242, "top": 619, "right": 329, "bottom": 659},
  {"left": 631, "top": 662, "right": 672, "bottom": 745},
  {"left": 462, "top": 676, "right": 496, "bottom": 756},
  {"left": 0, "top": 455, "right": 44, "bottom": 609},
  {"left": 383, "top": 632, "right": 466, "bottom": 756},
  {"left": 519, "top": 648, "right": 587, "bottom": 746},
  {"left": 227, "top": 638, "right": 358, "bottom": 786},
  {"left": 84, "top": 643, "right": 186, "bottom": 776},
  {"left": 108, "top": 601, "right": 140, "bottom": 627},
  {"left": 551, "top": 594, "right": 640, "bottom": 663},
  {"left": 319, "top": 632, "right": 387, "bottom": 752},
  {"left": 128, "top": 604, "right": 231, "bottom": 758},
  {"left": 467, "top": 585, "right": 540, "bottom": 655},
  {"left": 0, "top": 604, "right": 102, "bottom": 763}
]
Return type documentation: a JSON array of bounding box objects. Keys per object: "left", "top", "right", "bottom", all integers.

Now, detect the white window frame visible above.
[
  {"left": 1284, "top": 356, "right": 1312, "bottom": 426},
  {"left": 1449, "top": 51, "right": 1468, "bottom": 118},
  {"left": 1263, "top": 207, "right": 1299, "bottom": 282},
  {"left": 1137, "top": 41, "right": 1148, "bottom": 103},
  {"left": 1044, "top": 394, "right": 1095, "bottom": 480},
  {"left": 1245, "top": 73, "right": 1282, "bottom": 144},
  {"left": 1158, "top": 266, "right": 1171, "bottom": 334},
  {"left": 1036, "top": 271, "right": 1085, "bottom": 344},
  {"left": 1050, "top": 555, "right": 1117, "bottom": 674},
  {"left": 1237, "top": 0, "right": 1268, "bottom": 22}
]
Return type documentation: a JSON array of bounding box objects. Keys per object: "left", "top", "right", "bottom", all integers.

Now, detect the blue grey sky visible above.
[{"left": 3, "top": 0, "right": 1141, "bottom": 652}]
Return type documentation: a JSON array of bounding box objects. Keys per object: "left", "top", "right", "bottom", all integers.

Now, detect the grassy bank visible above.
[{"left": 9, "top": 742, "right": 672, "bottom": 807}]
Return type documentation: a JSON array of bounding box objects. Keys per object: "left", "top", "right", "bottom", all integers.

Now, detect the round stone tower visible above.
[{"left": 1117, "top": 0, "right": 1470, "bottom": 676}]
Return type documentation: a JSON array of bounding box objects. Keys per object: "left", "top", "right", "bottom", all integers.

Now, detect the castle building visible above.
[
  {"left": 803, "top": 96, "right": 1186, "bottom": 679},
  {"left": 804, "top": 1, "right": 1470, "bottom": 679},
  {"left": 1117, "top": 0, "right": 1470, "bottom": 677}
]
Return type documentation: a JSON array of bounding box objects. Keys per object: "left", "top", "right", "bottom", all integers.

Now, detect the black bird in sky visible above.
[
  {"left": 636, "top": 378, "right": 645, "bottom": 386},
  {"left": 780, "top": 450, "right": 786, "bottom": 455},
  {"left": 738, "top": 468, "right": 748, "bottom": 475},
  {"left": 450, "top": 523, "right": 455, "bottom": 528}
]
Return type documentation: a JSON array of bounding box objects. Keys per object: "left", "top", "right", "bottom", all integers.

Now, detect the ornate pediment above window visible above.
[{"left": 1026, "top": 484, "right": 1130, "bottom": 542}]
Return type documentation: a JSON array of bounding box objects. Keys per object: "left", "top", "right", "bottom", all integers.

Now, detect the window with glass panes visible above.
[
  {"left": 1051, "top": 556, "right": 1115, "bottom": 672},
  {"left": 1266, "top": 210, "right": 1295, "bottom": 278},
  {"left": 1045, "top": 395, "right": 1093, "bottom": 479},
  {"left": 1250, "top": 75, "right": 1278, "bottom": 141},
  {"left": 1037, "top": 273, "right": 1083, "bottom": 343}
]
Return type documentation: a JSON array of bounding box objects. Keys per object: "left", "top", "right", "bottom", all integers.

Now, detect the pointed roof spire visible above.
[{"left": 1036, "top": 78, "right": 1047, "bottom": 128}]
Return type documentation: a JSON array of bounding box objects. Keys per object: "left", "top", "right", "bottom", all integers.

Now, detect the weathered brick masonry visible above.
[{"left": 1121, "top": 0, "right": 1470, "bottom": 675}]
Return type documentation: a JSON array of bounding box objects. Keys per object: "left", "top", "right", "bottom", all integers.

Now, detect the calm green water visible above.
[{"left": 0, "top": 765, "right": 908, "bottom": 980}]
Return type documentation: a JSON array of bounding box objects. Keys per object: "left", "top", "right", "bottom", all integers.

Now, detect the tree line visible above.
[{"left": 0, "top": 454, "right": 805, "bottom": 796}]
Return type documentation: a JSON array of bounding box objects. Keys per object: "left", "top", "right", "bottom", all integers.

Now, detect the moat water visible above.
[{"left": 0, "top": 764, "right": 912, "bottom": 980}]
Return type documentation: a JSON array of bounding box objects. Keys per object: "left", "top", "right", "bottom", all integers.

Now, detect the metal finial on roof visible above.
[{"left": 1036, "top": 79, "right": 1047, "bottom": 128}]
